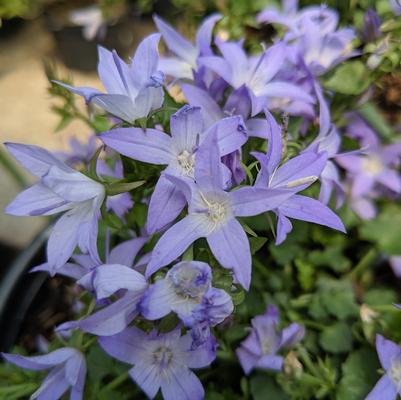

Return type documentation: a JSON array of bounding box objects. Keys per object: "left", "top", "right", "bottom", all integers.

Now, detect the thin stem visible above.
[
  {"left": 346, "top": 248, "right": 379, "bottom": 279},
  {"left": 0, "top": 147, "right": 28, "bottom": 188},
  {"left": 105, "top": 371, "right": 130, "bottom": 391}
]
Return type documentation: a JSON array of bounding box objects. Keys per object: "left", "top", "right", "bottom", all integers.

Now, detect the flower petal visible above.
[
  {"left": 129, "top": 364, "right": 161, "bottom": 399},
  {"left": 154, "top": 15, "right": 198, "bottom": 67},
  {"left": 180, "top": 83, "right": 223, "bottom": 127},
  {"left": 170, "top": 106, "right": 204, "bottom": 153},
  {"left": 79, "top": 264, "right": 147, "bottom": 300},
  {"left": 195, "top": 13, "right": 221, "bottom": 56},
  {"left": 207, "top": 218, "right": 251, "bottom": 290},
  {"left": 230, "top": 187, "right": 293, "bottom": 217},
  {"left": 91, "top": 94, "right": 137, "bottom": 123},
  {"left": 59, "top": 293, "right": 141, "bottom": 336},
  {"left": 146, "top": 215, "right": 209, "bottom": 277},
  {"left": 140, "top": 279, "right": 175, "bottom": 320},
  {"left": 161, "top": 366, "right": 204, "bottom": 400},
  {"left": 100, "top": 127, "right": 173, "bottom": 165},
  {"left": 279, "top": 195, "right": 346, "bottom": 233},
  {"left": 5, "top": 183, "right": 70, "bottom": 216},
  {"left": 2, "top": 348, "right": 75, "bottom": 371},
  {"left": 99, "top": 326, "right": 148, "bottom": 364},
  {"left": 147, "top": 175, "right": 187, "bottom": 234},
  {"left": 108, "top": 237, "right": 148, "bottom": 266},
  {"left": 365, "top": 375, "right": 397, "bottom": 400},
  {"left": 376, "top": 334, "right": 401, "bottom": 371},
  {"left": 4, "top": 142, "right": 71, "bottom": 178}
]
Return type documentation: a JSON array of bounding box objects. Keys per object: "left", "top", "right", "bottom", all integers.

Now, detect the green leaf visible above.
[
  {"left": 359, "top": 205, "right": 401, "bottom": 255},
  {"left": 105, "top": 180, "right": 145, "bottom": 196},
  {"left": 319, "top": 322, "right": 353, "bottom": 353},
  {"left": 324, "top": 61, "right": 371, "bottom": 95},
  {"left": 336, "top": 348, "right": 380, "bottom": 400},
  {"left": 250, "top": 374, "right": 288, "bottom": 400},
  {"left": 249, "top": 237, "right": 267, "bottom": 255},
  {"left": 318, "top": 278, "right": 359, "bottom": 320},
  {"left": 87, "top": 346, "right": 115, "bottom": 383},
  {"left": 364, "top": 288, "right": 397, "bottom": 306},
  {"left": 295, "top": 259, "right": 315, "bottom": 291}
]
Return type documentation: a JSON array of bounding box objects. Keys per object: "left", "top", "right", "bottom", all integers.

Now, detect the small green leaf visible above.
[
  {"left": 324, "top": 61, "right": 371, "bottom": 95},
  {"left": 105, "top": 180, "right": 145, "bottom": 196},
  {"left": 319, "top": 322, "right": 353, "bottom": 353},
  {"left": 336, "top": 348, "right": 380, "bottom": 400},
  {"left": 250, "top": 374, "right": 288, "bottom": 400},
  {"left": 249, "top": 237, "right": 267, "bottom": 255}
]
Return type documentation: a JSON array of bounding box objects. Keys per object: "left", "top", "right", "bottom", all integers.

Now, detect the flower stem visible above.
[
  {"left": 346, "top": 248, "right": 379, "bottom": 279},
  {"left": 105, "top": 371, "right": 130, "bottom": 391}
]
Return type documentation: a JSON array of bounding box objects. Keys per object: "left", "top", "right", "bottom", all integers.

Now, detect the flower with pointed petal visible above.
[
  {"left": 100, "top": 105, "right": 247, "bottom": 234},
  {"left": 253, "top": 111, "right": 345, "bottom": 244},
  {"left": 99, "top": 326, "right": 216, "bottom": 400},
  {"left": 146, "top": 130, "right": 295, "bottom": 289},
  {"left": 154, "top": 13, "right": 221, "bottom": 80},
  {"left": 2, "top": 348, "right": 86, "bottom": 400},
  {"left": 5, "top": 143, "right": 106, "bottom": 274},
  {"left": 199, "top": 40, "right": 315, "bottom": 116},
  {"left": 236, "top": 305, "right": 305, "bottom": 375},
  {"left": 54, "top": 34, "right": 164, "bottom": 123},
  {"left": 365, "top": 335, "right": 401, "bottom": 400}
]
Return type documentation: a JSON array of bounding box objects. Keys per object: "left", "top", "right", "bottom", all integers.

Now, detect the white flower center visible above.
[
  {"left": 153, "top": 346, "right": 173, "bottom": 369},
  {"left": 261, "top": 336, "right": 274, "bottom": 354},
  {"left": 177, "top": 150, "right": 195, "bottom": 177},
  {"left": 362, "top": 155, "right": 383, "bottom": 176},
  {"left": 389, "top": 358, "right": 401, "bottom": 389}
]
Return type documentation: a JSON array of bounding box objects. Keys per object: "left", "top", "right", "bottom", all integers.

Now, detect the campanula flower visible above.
[
  {"left": 154, "top": 14, "right": 221, "bottom": 80},
  {"left": 100, "top": 105, "right": 247, "bottom": 234},
  {"left": 199, "top": 40, "right": 315, "bottom": 116},
  {"left": 99, "top": 327, "right": 216, "bottom": 400},
  {"left": 236, "top": 305, "right": 305, "bottom": 374},
  {"left": 56, "top": 237, "right": 148, "bottom": 336},
  {"left": 140, "top": 261, "right": 233, "bottom": 326},
  {"left": 5, "top": 143, "right": 105, "bottom": 274},
  {"left": 55, "top": 34, "right": 164, "bottom": 123},
  {"left": 366, "top": 335, "right": 401, "bottom": 400},
  {"left": 2, "top": 348, "right": 86, "bottom": 400},
  {"left": 253, "top": 111, "right": 345, "bottom": 244},
  {"left": 146, "top": 131, "right": 295, "bottom": 289}
]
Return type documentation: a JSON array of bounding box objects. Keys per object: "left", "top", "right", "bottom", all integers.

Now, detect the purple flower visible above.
[
  {"left": 293, "top": 22, "right": 357, "bottom": 76},
  {"left": 390, "top": 256, "right": 401, "bottom": 278},
  {"left": 34, "top": 234, "right": 147, "bottom": 280},
  {"left": 100, "top": 105, "right": 247, "bottom": 234},
  {"left": 99, "top": 326, "right": 216, "bottom": 400},
  {"left": 253, "top": 111, "right": 345, "bottom": 244},
  {"left": 236, "top": 305, "right": 305, "bottom": 375},
  {"left": 55, "top": 34, "right": 164, "bottom": 123},
  {"left": 154, "top": 14, "right": 221, "bottom": 80},
  {"left": 257, "top": 2, "right": 339, "bottom": 39},
  {"left": 56, "top": 135, "right": 98, "bottom": 168},
  {"left": 362, "top": 9, "right": 382, "bottom": 42},
  {"left": 5, "top": 143, "right": 105, "bottom": 274},
  {"left": 390, "top": 0, "right": 401, "bottom": 16},
  {"left": 56, "top": 237, "right": 148, "bottom": 336},
  {"left": 2, "top": 348, "right": 86, "bottom": 400},
  {"left": 145, "top": 130, "right": 295, "bottom": 290},
  {"left": 337, "top": 143, "right": 401, "bottom": 198},
  {"left": 140, "top": 260, "right": 233, "bottom": 326},
  {"left": 199, "top": 40, "right": 315, "bottom": 116},
  {"left": 184, "top": 287, "right": 234, "bottom": 348},
  {"left": 70, "top": 5, "right": 106, "bottom": 41},
  {"left": 366, "top": 335, "right": 401, "bottom": 400}
]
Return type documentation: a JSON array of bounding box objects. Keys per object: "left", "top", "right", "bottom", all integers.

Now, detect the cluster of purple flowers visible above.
[{"left": 2, "top": 1, "right": 401, "bottom": 399}]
